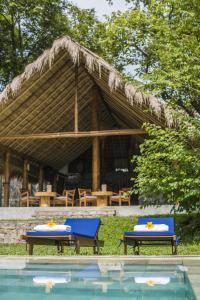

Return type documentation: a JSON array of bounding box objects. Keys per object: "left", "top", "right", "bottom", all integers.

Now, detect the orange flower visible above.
[
  {"left": 47, "top": 220, "right": 56, "bottom": 227},
  {"left": 145, "top": 222, "right": 154, "bottom": 229}
]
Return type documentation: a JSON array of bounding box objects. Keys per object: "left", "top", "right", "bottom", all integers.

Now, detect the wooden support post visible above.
[
  {"left": 74, "top": 65, "right": 79, "bottom": 132},
  {"left": 23, "top": 159, "right": 29, "bottom": 191},
  {"left": 4, "top": 151, "right": 11, "bottom": 207},
  {"left": 92, "top": 90, "right": 100, "bottom": 191},
  {"left": 39, "top": 166, "right": 44, "bottom": 191}
]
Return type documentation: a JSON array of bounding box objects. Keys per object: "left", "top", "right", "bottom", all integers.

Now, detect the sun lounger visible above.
[
  {"left": 122, "top": 217, "right": 181, "bottom": 255},
  {"left": 22, "top": 218, "right": 104, "bottom": 255}
]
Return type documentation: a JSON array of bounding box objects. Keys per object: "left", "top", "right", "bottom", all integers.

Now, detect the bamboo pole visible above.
[
  {"left": 23, "top": 159, "right": 29, "bottom": 191},
  {"left": 92, "top": 89, "right": 100, "bottom": 191},
  {"left": 0, "top": 129, "right": 146, "bottom": 141},
  {"left": 74, "top": 64, "right": 79, "bottom": 132},
  {"left": 4, "top": 151, "right": 11, "bottom": 207}
]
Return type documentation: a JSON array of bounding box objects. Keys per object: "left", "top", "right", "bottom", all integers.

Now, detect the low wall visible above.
[
  {"left": 0, "top": 205, "right": 174, "bottom": 244},
  {"left": 0, "top": 205, "right": 173, "bottom": 220},
  {"left": 0, "top": 221, "right": 37, "bottom": 244}
]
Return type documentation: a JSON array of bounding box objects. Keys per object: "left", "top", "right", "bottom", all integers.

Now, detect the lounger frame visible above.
[
  {"left": 123, "top": 234, "right": 178, "bottom": 255},
  {"left": 22, "top": 234, "right": 104, "bottom": 255}
]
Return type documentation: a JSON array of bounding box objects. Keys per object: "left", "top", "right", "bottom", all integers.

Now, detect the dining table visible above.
[
  {"left": 91, "top": 191, "right": 113, "bottom": 207},
  {"left": 35, "top": 192, "right": 57, "bottom": 207}
]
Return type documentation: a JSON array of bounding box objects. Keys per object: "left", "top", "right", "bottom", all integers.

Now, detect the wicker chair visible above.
[
  {"left": 78, "top": 188, "right": 97, "bottom": 206},
  {"left": 110, "top": 188, "right": 131, "bottom": 206},
  {"left": 54, "top": 189, "right": 76, "bottom": 206},
  {"left": 19, "top": 191, "right": 39, "bottom": 207}
]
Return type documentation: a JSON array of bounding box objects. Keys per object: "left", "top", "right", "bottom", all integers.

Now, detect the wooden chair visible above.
[
  {"left": 19, "top": 191, "right": 39, "bottom": 207},
  {"left": 53, "top": 189, "right": 75, "bottom": 206},
  {"left": 110, "top": 188, "right": 131, "bottom": 206},
  {"left": 78, "top": 189, "right": 97, "bottom": 206}
]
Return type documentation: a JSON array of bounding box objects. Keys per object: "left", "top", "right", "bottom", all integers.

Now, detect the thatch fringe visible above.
[{"left": 0, "top": 36, "right": 175, "bottom": 126}]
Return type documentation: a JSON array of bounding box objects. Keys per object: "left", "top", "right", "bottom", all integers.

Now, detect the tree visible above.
[
  {"left": 0, "top": 0, "right": 103, "bottom": 90},
  {"left": 132, "top": 115, "right": 200, "bottom": 213},
  {"left": 104, "top": 0, "right": 200, "bottom": 113}
]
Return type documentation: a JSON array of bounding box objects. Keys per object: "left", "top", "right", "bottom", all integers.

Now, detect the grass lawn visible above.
[{"left": 0, "top": 215, "right": 200, "bottom": 256}]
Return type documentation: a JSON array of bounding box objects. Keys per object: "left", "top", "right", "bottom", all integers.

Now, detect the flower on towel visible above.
[
  {"left": 47, "top": 219, "right": 56, "bottom": 227},
  {"left": 46, "top": 280, "right": 55, "bottom": 289},
  {"left": 145, "top": 222, "right": 154, "bottom": 229},
  {"left": 146, "top": 279, "right": 155, "bottom": 286}
]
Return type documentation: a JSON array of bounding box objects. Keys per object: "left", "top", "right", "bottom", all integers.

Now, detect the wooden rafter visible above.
[{"left": 0, "top": 129, "right": 146, "bottom": 141}]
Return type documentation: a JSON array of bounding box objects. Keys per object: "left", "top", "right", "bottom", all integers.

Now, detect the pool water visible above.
[{"left": 0, "top": 261, "right": 196, "bottom": 300}]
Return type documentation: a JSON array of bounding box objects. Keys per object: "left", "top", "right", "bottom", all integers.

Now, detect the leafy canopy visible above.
[
  {"left": 0, "top": 0, "right": 103, "bottom": 89},
  {"left": 104, "top": 0, "right": 200, "bottom": 113},
  {"left": 132, "top": 116, "right": 200, "bottom": 213}
]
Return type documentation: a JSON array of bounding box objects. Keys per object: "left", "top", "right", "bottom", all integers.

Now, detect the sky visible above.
[{"left": 71, "top": 0, "right": 128, "bottom": 19}]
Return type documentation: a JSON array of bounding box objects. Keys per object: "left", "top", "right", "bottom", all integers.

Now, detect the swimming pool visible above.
[{"left": 0, "top": 258, "right": 197, "bottom": 300}]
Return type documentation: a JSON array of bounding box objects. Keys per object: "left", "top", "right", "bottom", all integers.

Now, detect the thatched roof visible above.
[{"left": 0, "top": 36, "right": 174, "bottom": 170}]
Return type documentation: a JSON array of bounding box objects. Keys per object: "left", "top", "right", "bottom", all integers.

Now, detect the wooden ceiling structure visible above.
[{"left": 0, "top": 36, "right": 174, "bottom": 206}]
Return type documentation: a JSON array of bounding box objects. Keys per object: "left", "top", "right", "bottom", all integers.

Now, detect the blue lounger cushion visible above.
[
  {"left": 137, "top": 217, "right": 175, "bottom": 232},
  {"left": 26, "top": 218, "right": 101, "bottom": 239},
  {"left": 124, "top": 217, "right": 181, "bottom": 244},
  {"left": 64, "top": 218, "right": 101, "bottom": 238},
  {"left": 26, "top": 231, "right": 72, "bottom": 237},
  {"left": 124, "top": 231, "right": 175, "bottom": 237}
]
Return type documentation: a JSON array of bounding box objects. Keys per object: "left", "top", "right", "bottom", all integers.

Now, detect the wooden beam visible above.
[
  {"left": 0, "top": 129, "right": 146, "bottom": 141},
  {"left": 92, "top": 89, "right": 100, "bottom": 191},
  {"left": 74, "top": 64, "right": 79, "bottom": 132},
  {"left": 4, "top": 151, "right": 11, "bottom": 207},
  {"left": 23, "top": 159, "right": 29, "bottom": 191}
]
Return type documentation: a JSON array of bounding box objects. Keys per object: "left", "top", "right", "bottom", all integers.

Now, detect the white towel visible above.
[
  {"left": 135, "top": 277, "right": 170, "bottom": 285},
  {"left": 33, "top": 276, "right": 70, "bottom": 285},
  {"left": 134, "top": 224, "right": 169, "bottom": 232},
  {"left": 33, "top": 225, "right": 71, "bottom": 232}
]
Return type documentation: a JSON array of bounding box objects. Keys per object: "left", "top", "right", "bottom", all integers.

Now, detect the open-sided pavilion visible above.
[{"left": 0, "top": 36, "right": 174, "bottom": 206}]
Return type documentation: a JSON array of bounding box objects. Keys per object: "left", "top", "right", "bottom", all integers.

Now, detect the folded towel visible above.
[
  {"left": 33, "top": 225, "right": 71, "bottom": 232},
  {"left": 135, "top": 277, "right": 170, "bottom": 285},
  {"left": 33, "top": 276, "right": 70, "bottom": 285},
  {"left": 134, "top": 224, "right": 169, "bottom": 232}
]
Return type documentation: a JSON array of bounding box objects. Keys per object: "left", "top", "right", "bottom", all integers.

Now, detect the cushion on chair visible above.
[
  {"left": 111, "top": 196, "right": 126, "bottom": 200},
  {"left": 80, "top": 196, "right": 97, "bottom": 200},
  {"left": 55, "top": 197, "right": 66, "bottom": 200}
]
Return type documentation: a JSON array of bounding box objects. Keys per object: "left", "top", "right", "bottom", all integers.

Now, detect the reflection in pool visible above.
[{"left": 0, "top": 260, "right": 196, "bottom": 300}]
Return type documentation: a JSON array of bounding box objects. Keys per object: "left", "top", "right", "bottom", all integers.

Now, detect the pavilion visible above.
[{"left": 0, "top": 36, "right": 174, "bottom": 206}]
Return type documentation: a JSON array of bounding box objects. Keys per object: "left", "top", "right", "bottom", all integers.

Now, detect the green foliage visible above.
[
  {"left": 132, "top": 115, "right": 200, "bottom": 213},
  {"left": 0, "top": 215, "right": 200, "bottom": 255},
  {"left": 104, "top": 0, "right": 200, "bottom": 113},
  {"left": 0, "top": 0, "right": 103, "bottom": 89}
]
